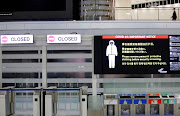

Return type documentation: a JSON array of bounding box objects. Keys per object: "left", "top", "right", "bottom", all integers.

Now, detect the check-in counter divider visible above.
[
  {"left": 133, "top": 94, "right": 147, "bottom": 116},
  {"left": 161, "top": 94, "right": 177, "bottom": 116},
  {"left": 147, "top": 94, "right": 162, "bottom": 116},
  {"left": 119, "top": 94, "right": 133, "bottom": 116},
  {"left": 103, "top": 94, "right": 118, "bottom": 116}
]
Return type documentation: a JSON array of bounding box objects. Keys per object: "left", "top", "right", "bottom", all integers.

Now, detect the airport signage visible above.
[
  {"left": 104, "top": 99, "right": 117, "bottom": 105},
  {"left": 147, "top": 94, "right": 160, "bottom": 96},
  {"left": 134, "top": 99, "right": 147, "bottom": 104},
  {"left": 148, "top": 99, "right": 161, "bottom": 104},
  {"left": 94, "top": 35, "right": 180, "bottom": 74},
  {"left": 0, "top": 35, "right": 33, "bottom": 44},
  {"left": 47, "top": 34, "right": 81, "bottom": 43},
  {"left": 161, "top": 94, "right": 168, "bottom": 96},
  {"left": 162, "top": 99, "right": 175, "bottom": 104},
  {"left": 119, "top": 99, "right": 132, "bottom": 104},
  {"left": 133, "top": 94, "right": 146, "bottom": 96},
  {"left": 119, "top": 94, "right": 131, "bottom": 96}
]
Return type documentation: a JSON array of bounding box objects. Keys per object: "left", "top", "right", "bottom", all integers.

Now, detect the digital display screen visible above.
[
  {"left": 0, "top": 0, "right": 66, "bottom": 12},
  {"left": 94, "top": 35, "right": 180, "bottom": 74},
  {"left": 0, "top": 0, "right": 74, "bottom": 21}
]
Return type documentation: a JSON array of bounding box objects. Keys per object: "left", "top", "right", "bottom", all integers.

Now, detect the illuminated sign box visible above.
[
  {"left": 94, "top": 35, "right": 180, "bottom": 74},
  {"left": 0, "top": 35, "right": 33, "bottom": 44},
  {"left": 47, "top": 34, "right": 81, "bottom": 43}
]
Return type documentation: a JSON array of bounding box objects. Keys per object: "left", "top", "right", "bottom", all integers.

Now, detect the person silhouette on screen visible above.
[{"left": 106, "top": 40, "right": 118, "bottom": 68}]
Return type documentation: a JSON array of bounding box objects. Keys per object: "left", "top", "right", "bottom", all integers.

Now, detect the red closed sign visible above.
[
  {"left": 148, "top": 99, "right": 161, "bottom": 104},
  {"left": 147, "top": 94, "right": 160, "bottom": 96}
]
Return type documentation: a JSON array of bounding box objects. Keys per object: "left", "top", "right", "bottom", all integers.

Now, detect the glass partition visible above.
[
  {"left": 88, "top": 95, "right": 103, "bottom": 111},
  {"left": 84, "top": 7, "right": 180, "bottom": 21},
  {"left": 15, "top": 91, "right": 33, "bottom": 115},
  {"left": 115, "top": 7, "right": 180, "bottom": 21},
  {"left": 103, "top": 78, "right": 180, "bottom": 94},
  {"left": 57, "top": 90, "right": 80, "bottom": 115}
]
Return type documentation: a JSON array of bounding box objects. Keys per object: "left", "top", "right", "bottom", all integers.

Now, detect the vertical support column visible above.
[
  {"left": 147, "top": 104, "right": 150, "bottom": 116},
  {"left": 151, "top": 74, "right": 153, "bottom": 78},
  {"left": 151, "top": 74, "right": 154, "bottom": 88},
  {"left": 38, "top": 50, "right": 41, "bottom": 87},
  {"left": 92, "top": 38, "right": 97, "bottom": 96},
  {"left": 81, "top": 0, "right": 84, "bottom": 20},
  {"left": 145, "top": 103, "right": 149, "bottom": 116},
  {"left": 113, "top": 0, "right": 115, "bottom": 7},
  {"left": 0, "top": 46, "right": 2, "bottom": 88},
  {"left": 92, "top": 75, "right": 97, "bottom": 96},
  {"left": 42, "top": 45, "right": 47, "bottom": 88},
  {"left": 42, "top": 46, "right": 47, "bottom": 116},
  {"left": 112, "top": 0, "right": 115, "bottom": 20}
]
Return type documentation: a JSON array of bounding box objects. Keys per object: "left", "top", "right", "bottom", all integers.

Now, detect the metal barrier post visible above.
[
  {"left": 44, "top": 87, "right": 81, "bottom": 116},
  {"left": 45, "top": 86, "right": 57, "bottom": 116},
  {"left": 0, "top": 86, "right": 15, "bottom": 116},
  {"left": 33, "top": 88, "right": 41, "bottom": 116},
  {"left": 80, "top": 86, "right": 88, "bottom": 116}
]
